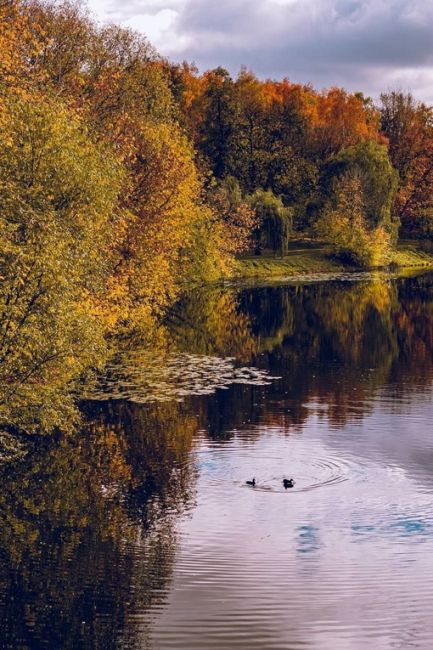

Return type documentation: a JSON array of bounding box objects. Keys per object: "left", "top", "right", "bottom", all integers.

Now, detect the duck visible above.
[
  {"left": 246, "top": 478, "right": 256, "bottom": 487},
  {"left": 283, "top": 478, "right": 295, "bottom": 489}
]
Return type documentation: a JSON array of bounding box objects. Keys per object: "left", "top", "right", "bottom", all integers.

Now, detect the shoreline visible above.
[{"left": 235, "top": 240, "right": 433, "bottom": 281}]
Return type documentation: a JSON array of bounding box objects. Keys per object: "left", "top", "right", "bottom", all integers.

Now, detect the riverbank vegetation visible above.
[
  {"left": 1, "top": 0, "right": 433, "bottom": 435},
  {"left": 237, "top": 241, "right": 433, "bottom": 281}
]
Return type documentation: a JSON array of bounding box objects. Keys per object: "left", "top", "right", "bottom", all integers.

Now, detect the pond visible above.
[{"left": 1, "top": 272, "right": 433, "bottom": 649}]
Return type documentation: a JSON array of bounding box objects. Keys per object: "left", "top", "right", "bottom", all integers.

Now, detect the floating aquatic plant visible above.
[{"left": 84, "top": 352, "right": 279, "bottom": 404}]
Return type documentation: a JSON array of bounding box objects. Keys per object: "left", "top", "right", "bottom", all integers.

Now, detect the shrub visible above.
[{"left": 315, "top": 172, "right": 392, "bottom": 268}]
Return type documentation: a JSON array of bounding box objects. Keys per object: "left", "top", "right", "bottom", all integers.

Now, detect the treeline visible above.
[
  {"left": 168, "top": 64, "right": 433, "bottom": 260},
  {"left": 1, "top": 0, "right": 433, "bottom": 435}
]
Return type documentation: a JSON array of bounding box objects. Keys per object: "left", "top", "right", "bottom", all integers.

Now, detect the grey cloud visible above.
[
  {"left": 172, "top": 0, "right": 433, "bottom": 65},
  {"left": 164, "top": 0, "right": 433, "bottom": 98},
  {"left": 87, "top": 0, "right": 433, "bottom": 100}
]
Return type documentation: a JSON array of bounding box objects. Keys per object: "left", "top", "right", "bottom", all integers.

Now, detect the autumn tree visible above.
[
  {"left": 321, "top": 140, "right": 399, "bottom": 232},
  {"left": 4, "top": 0, "right": 433, "bottom": 439},
  {"left": 198, "top": 67, "right": 237, "bottom": 178},
  {"left": 26, "top": 1, "right": 174, "bottom": 127},
  {"left": 0, "top": 94, "right": 122, "bottom": 434},
  {"left": 0, "top": 0, "right": 41, "bottom": 93},
  {"left": 315, "top": 171, "right": 392, "bottom": 268},
  {"left": 308, "top": 88, "right": 384, "bottom": 158},
  {"left": 172, "top": 70, "right": 385, "bottom": 231},
  {"left": 24, "top": 1, "right": 234, "bottom": 320},
  {"left": 380, "top": 91, "right": 433, "bottom": 234},
  {"left": 117, "top": 120, "right": 220, "bottom": 328},
  {"left": 167, "top": 61, "right": 208, "bottom": 141},
  {"left": 316, "top": 140, "right": 397, "bottom": 268},
  {"left": 208, "top": 176, "right": 259, "bottom": 253}
]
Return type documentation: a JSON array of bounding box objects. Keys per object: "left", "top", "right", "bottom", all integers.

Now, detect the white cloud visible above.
[{"left": 122, "top": 8, "right": 177, "bottom": 43}]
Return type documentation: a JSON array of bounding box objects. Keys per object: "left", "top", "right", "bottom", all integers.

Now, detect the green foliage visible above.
[
  {"left": 268, "top": 150, "right": 318, "bottom": 218},
  {"left": 217, "top": 175, "right": 243, "bottom": 207},
  {"left": 248, "top": 189, "right": 293, "bottom": 256},
  {"left": 321, "top": 140, "right": 399, "bottom": 233},
  {"left": 199, "top": 68, "right": 236, "bottom": 178},
  {"left": 315, "top": 172, "right": 392, "bottom": 268},
  {"left": 181, "top": 176, "right": 259, "bottom": 282}
]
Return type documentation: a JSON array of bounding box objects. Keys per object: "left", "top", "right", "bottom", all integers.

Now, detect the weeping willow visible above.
[{"left": 248, "top": 189, "right": 293, "bottom": 256}]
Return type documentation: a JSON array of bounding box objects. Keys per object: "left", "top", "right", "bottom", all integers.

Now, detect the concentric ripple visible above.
[
  {"left": 195, "top": 439, "right": 361, "bottom": 493},
  {"left": 249, "top": 454, "right": 354, "bottom": 493}
]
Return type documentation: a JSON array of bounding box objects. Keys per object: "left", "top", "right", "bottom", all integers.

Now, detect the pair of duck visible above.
[{"left": 246, "top": 478, "right": 295, "bottom": 489}]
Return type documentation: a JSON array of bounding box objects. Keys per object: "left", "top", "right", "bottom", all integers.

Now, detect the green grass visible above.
[
  {"left": 236, "top": 240, "right": 433, "bottom": 280},
  {"left": 392, "top": 240, "right": 433, "bottom": 269}
]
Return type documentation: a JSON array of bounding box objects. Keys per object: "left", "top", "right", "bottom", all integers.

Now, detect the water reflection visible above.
[
  {"left": 0, "top": 401, "right": 197, "bottom": 649},
  {"left": 189, "top": 274, "right": 433, "bottom": 437},
  {"left": 1, "top": 272, "right": 433, "bottom": 649}
]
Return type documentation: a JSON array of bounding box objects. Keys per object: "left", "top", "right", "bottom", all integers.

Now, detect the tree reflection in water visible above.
[
  {"left": 0, "top": 401, "right": 197, "bottom": 649},
  {"left": 180, "top": 274, "right": 433, "bottom": 438}
]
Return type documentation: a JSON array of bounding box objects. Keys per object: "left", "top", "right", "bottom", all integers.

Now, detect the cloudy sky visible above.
[{"left": 86, "top": 0, "right": 433, "bottom": 102}]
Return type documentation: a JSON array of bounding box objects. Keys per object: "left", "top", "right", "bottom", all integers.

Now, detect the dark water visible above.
[{"left": 1, "top": 273, "right": 433, "bottom": 649}]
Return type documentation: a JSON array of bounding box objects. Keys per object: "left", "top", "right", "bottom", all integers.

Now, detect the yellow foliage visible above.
[
  {"left": 0, "top": 93, "right": 123, "bottom": 433},
  {"left": 316, "top": 172, "right": 393, "bottom": 268}
]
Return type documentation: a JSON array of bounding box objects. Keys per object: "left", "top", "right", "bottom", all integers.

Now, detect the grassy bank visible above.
[
  {"left": 393, "top": 240, "right": 433, "bottom": 269},
  {"left": 236, "top": 240, "right": 433, "bottom": 280}
]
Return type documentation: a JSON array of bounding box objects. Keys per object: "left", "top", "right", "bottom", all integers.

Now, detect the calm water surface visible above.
[{"left": 1, "top": 273, "right": 433, "bottom": 649}]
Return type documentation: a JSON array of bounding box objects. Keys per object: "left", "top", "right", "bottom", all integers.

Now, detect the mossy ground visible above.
[{"left": 236, "top": 240, "right": 433, "bottom": 280}]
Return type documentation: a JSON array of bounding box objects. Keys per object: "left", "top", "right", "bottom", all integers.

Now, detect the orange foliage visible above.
[
  {"left": 172, "top": 66, "right": 384, "bottom": 157},
  {"left": 302, "top": 88, "right": 385, "bottom": 155},
  {"left": 0, "top": 0, "right": 44, "bottom": 107}
]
